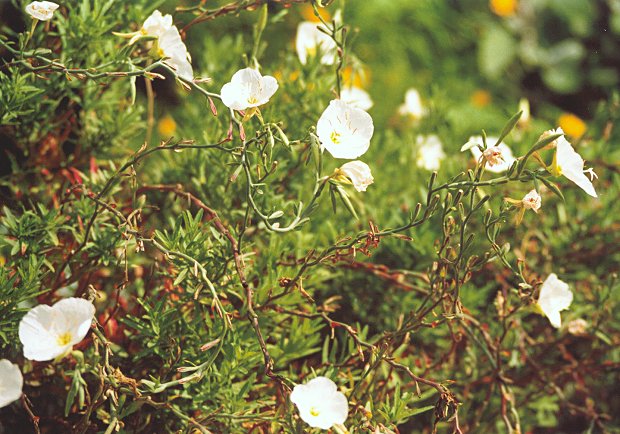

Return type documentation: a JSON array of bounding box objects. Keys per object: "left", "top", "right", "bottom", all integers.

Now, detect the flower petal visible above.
[{"left": 0, "top": 360, "right": 23, "bottom": 408}]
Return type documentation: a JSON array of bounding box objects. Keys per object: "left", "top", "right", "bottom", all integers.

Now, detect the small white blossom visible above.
[
  {"left": 466, "top": 136, "right": 516, "bottom": 173},
  {"left": 290, "top": 376, "right": 348, "bottom": 430},
  {"left": 537, "top": 274, "right": 573, "bottom": 329},
  {"left": 19, "top": 297, "right": 95, "bottom": 361},
  {"left": 338, "top": 161, "right": 374, "bottom": 192},
  {"left": 415, "top": 135, "right": 445, "bottom": 171},
  {"left": 567, "top": 318, "right": 588, "bottom": 335},
  {"left": 25, "top": 1, "right": 59, "bottom": 21},
  {"left": 158, "top": 26, "right": 193, "bottom": 80},
  {"left": 141, "top": 10, "right": 173, "bottom": 38},
  {"left": 220, "top": 68, "right": 279, "bottom": 111},
  {"left": 317, "top": 100, "right": 374, "bottom": 159},
  {"left": 296, "top": 21, "right": 337, "bottom": 65},
  {"left": 398, "top": 88, "right": 426, "bottom": 119},
  {"left": 553, "top": 134, "right": 597, "bottom": 198},
  {"left": 522, "top": 189, "right": 541, "bottom": 212},
  {"left": 340, "top": 87, "right": 373, "bottom": 111},
  {"left": 0, "top": 360, "right": 23, "bottom": 409}
]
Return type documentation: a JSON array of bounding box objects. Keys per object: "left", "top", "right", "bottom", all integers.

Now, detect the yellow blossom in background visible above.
[
  {"left": 342, "top": 65, "right": 371, "bottom": 88},
  {"left": 158, "top": 115, "right": 177, "bottom": 137},
  {"left": 558, "top": 113, "right": 587, "bottom": 139},
  {"left": 471, "top": 89, "right": 491, "bottom": 107},
  {"left": 490, "top": 0, "right": 518, "bottom": 17},
  {"left": 300, "top": 4, "right": 331, "bottom": 23}
]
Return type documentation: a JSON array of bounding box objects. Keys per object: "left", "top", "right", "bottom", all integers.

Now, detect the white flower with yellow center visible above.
[
  {"left": 158, "top": 26, "right": 193, "bottom": 80},
  {"left": 141, "top": 10, "right": 173, "bottom": 37},
  {"left": 25, "top": 1, "right": 59, "bottom": 21},
  {"left": 290, "top": 376, "right": 348, "bottom": 430},
  {"left": 337, "top": 161, "right": 374, "bottom": 192},
  {"left": 296, "top": 21, "right": 337, "bottom": 65},
  {"left": 522, "top": 189, "right": 541, "bottom": 212},
  {"left": 340, "top": 86, "right": 373, "bottom": 111},
  {"left": 220, "top": 68, "right": 279, "bottom": 111},
  {"left": 415, "top": 135, "right": 445, "bottom": 171},
  {"left": 551, "top": 134, "right": 597, "bottom": 197},
  {"left": 465, "top": 136, "right": 516, "bottom": 173},
  {"left": 0, "top": 360, "right": 23, "bottom": 408},
  {"left": 19, "top": 298, "right": 96, "bottom": 361},
  {"left": 537, "top": 274, "right": 573, "bottom": 328},
  {"left": 398, "top": 88, "right": 426, "bottom": 119},
  {"left": 317, "top": 100, "right": 374, "bottom": 159}
]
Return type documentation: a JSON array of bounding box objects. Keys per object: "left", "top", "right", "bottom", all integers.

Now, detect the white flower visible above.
[
  {"left": 537, "top": 274, "right": 573, "bottom": 328},
  {"left": 0, "top": 360, "right": 23, "bottom": 409},
  {"left": 290, "top": 376, "right": 348, "bottom": 430},
  {"left": 317, "top": 100, "right": 374, "bottom": 159},
  {"left": 398, "top": 88, "right": 426, "bottom": 119},
  {"left": 141, "top": 10, "right": 173, "bottom": 38},
  {"left": 415, "top": 135, "right": 445, "bottom": 171},
  {"left": 158, "top": 26, "right": 193, "bottom": 80},
  {"left": 522, "top": 189, "right": 541, "bottom": 212},
  {"left": 567, "top": 318, "right": 588, "bottom": 335},
  {"left": 340, "top": 87, "right": 373, "bottom": 111},
  {"left": 25, "top": 1, "right": 59, "bottom": 21},
  {"left": 296, "top": 21, "right": 337, "bottom": 65},
  {"left": 466, "top": 136, "right": 516, "bottom": 173},
  {"left": 552, "top": 134, "right": 597, "bottom": 197},
  {"left": 220, "top": 68, "right": 278, "bottom": 111},
  {"left": 338, "top": 161, "right": 374, "bottom": 192},
  {"left": 19, "top": 297, "right": 96, "bottom": 361}
]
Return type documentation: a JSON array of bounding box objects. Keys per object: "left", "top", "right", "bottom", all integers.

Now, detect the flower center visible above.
[
  {"left": 247, "top": 96, "right": 258, "bottom": 105},
  {"left": 309, "top": 406, "right": 320, "bottom": 417},
  {"left": 330, "top": 131, "right": 341, "bottom": 144},
  {"left": 57, "top": 332, "right": 73, "bottom": 346}
]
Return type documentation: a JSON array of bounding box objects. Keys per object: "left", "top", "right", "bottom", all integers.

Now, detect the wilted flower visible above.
[
  {"left": 551, "top": 134, "right": 597, "bottom": 197},
  {"left": 290, "top": 376, "right": 348, "bottom": 430},
  {"left": 141, "top": 10, "right": 173, "bottom": 38},
  {"left": 522, "top": 189, "right": 541, "bottom": 212},
  {"left": 25, "top": 1, "right": 59, "bottom": 21},
  {"left": 220, "top": 68, "right": 279, "bottom": 111},
  {"left": 415, "top": 135, "right": 445, "bottom": 171},
  {"left": 537, "top": 274, "right": 573, "bottom": 328},
  {"left": 296, "top": 21, "right": 337, "bottom": 65},
  {"left": 398, "top": 88, "right": 426, "bottom": 119},
  {"left": 317, "top": 100, "right": 374, "bottom": 159},
  {"left": 567, "top": 318, "right": 588, "bottom": 336},
  {"left": 19, "top": 297, "right": 96, "bottom": 361},
  {"left": 465, "top": 136, "right": 516, "bottom": 173},
  {"left": 337, "top": 161, "right": 374, "bottom": 192},
  {"left": 0, "top": 360, "right": 23, "bottom": 408},
  {"left": 340, "top": 86, "right": 373, "bottom": 111},
  {"left": 158, "top": 26, "right": 193, "bottom": 80}
]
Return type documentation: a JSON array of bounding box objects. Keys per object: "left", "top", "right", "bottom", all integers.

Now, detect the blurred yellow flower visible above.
[
  {"left": 300, "top": 4, "right": 331, "bottom": 23},
  {"left": 342, "top": 65, "right": 371, "bottom": 89},
  {"left": 471, "top": 89, "right": 491, "bottom": 107},
  {"left": 490, "top": 0, "right": 518, "bottom": 17},
  {"left": 158, "top": 115, "right": 177, "bottom": 137},
  {"left": 558, "top": 113, "right": 586, "bottom": 139}
]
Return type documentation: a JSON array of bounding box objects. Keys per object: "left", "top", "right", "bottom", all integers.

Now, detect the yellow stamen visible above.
[
  {"left": 57, "top": 332, "right": 73, "bottom": 346},
  {"left": 247, "top": 96, "right": 258, "bottom": 105},
  {"left": 310, "top": 407, "right": 320, "bottom": 417},
  {"left": 330, "top": 131, "right": 341, "bottom": 144}
]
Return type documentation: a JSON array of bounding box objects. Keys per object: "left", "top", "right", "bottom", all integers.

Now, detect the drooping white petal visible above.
[
  {"left": 142, "top": 10, "right": 173, "bottom": 38},
  {"left": 538, "top": 274, "right": 573, "bottom": 328},
  {"left": 25, "top": 1, "right": 59, "bottom": 21},
  {"left": 19, "top": 298, "right": 95, "bottom": 361},
  {"left": 522, "top": 189, "right": 541, "bottom": 212},
  {"left": 291, "top": 376, "right": 348, "bottom": 429},
  {"left": 295, "top": 21, "right": 337, "bottom": 65},
  {"left": 398, "top": 88, "right": 426, "bottom": 119},
  {"left": 555, "top": 136, "right": 597, "bottom": 197},
  {"left": 317, "top": 100, "right": 374, "bottom": 159},
  {"left": 340, "top": 87, "right": 373, "bottom": 111},
  {"left": 339, "top": 161, "right": 374, "bottom": 192},
  {"left": 415, "top": 135, "right": 445, "bottom": 171},
  {"left": 0, "top": 360, "right": 23, "bottom": 408},
  {"left": 467, "top": 136, "right": 516, "bottom": 173},
  {"left": 158, "top": 26, "right": 193, "bottom": 80},
  {"left": 220, "top": 68, "right": 279, "bottom": 111}
]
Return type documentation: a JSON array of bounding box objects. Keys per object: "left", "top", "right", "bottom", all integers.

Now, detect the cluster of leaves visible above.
[{"left": 1, "top": 0, "right": 619, "bottom": 433}]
